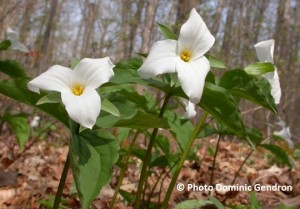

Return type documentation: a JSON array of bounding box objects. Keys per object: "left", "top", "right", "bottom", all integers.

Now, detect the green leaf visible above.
[
  {"left": 155, "top": 134, "right": 170, "bottom": 156},
  {"left": 244, "top": 62, "right": 274, "bottom": 76},
  {"left": 71, "top": 57, "right": 80, "bottom": 69},
  {"left": 3, "top": 113, "right": 30, "bottom": 149},
  {"left": 259, "top": 144, "right": 293, "bottom": 167},
  {"left": 205, "top": 54, "right": 227, "bottom": 69},
  {"left": 157, "top": 22, "right": 177, "bottom": 40},
  {"left": 0, "top": 78, "right": 68, "bottom": 126},
  {"left": 220, "top": 69, "right": 277, "bottom": 114},
  {"left": 0, "top": 60, "right": 26, "bottom": 78},
  {"left": 276, "top": 204, "right": 299, "bottom": 209},
  {"left": 208, "top": 196, "right": 225, "bottom": 209},
  {"left": 101, "top": 99, "right": 120, "bottom": 116},
  {"left": 0, "top": 40, "right": 11, "bottom": 51},
  {"left": 249, "top": 192, "right": 261, "bottom": 209},
  {"left": 69, "top": 129, "right": 119, "bottom": 209},
  {"left": 175, "top": 199, "right": 213, "bottom": 209},
  {"left": 36, "top": 92, "right": 61, "bottom": 105},
  {"left": 200, "top": 83, "right": 246, "bottom": 138},
  {"left": 165, "top": 111, "right": 194, "bottom": 150},
  {"left": 115, "top": 111, "right": 169, "bottom": 129}
]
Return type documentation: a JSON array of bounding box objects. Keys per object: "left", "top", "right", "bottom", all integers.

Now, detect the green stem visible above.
[
  {"left": 133, "top": 92, "right": 172, "bottom": 209},
  {"left": 222, "top": 148, "right": 254, "bottom": 204},
  {"left": 161, "top": 112, "right": 208, "bottom": 209},
  {"left": 109, "top": 130, "right": 140, "bottom": 209},
  {"left": 53, "top": 153, "right": 70, "bottom": 209},
  {"left": 209, "top": 134, "right": 221, "bottom": 195}
]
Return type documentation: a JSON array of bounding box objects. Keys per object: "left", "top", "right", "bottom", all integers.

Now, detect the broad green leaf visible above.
[
  {"left": 115, "top": 111, "right": 169, "bottom": 128},
  {"left": 3, "top": 113, "right": 30, "bottom": 149},
  {"left": 110, "top": 57, "right": 171, "bottom": 93},
  {"left": 175, "top": 199, "right": 213, "bottom": 209},
  {"left": 0, "top": 78, "right": 68, "bottom": 126},
  {"left": 197, "top": 124, "right": 218, "bottom": 138},
  {"left": 165, "top": 111, "right": 194, "bottom": 150},
  {"left": 220, "top": 69, "right": 277, "bottom": 114},
  {"left": 0, "top": 40, "right": 11, "bottom": 50},
  {"left": 157, "top": 22, "right": 178, "bottom": 40},
  {"left": 200, "top": 83, "right": 246, "bottom": 138},
  {"left": 205, "top": 54, "right": 227, "bottom": 69},
  {"left": 249, "top": 192, "right": 261, "bottom": 209},
  {"left": 69, "top": 129, "right": 118, "bottom": 209},
  {"left": 244, "top": 62, "right": 274, "bottom": 76},
  {"left": 259, "top": 144, "right": 293, "bottom": 167},
  {"left": 155, "top": 134, "right": 171, "bottom": 155},
  {"left": 0, "top": 60, "right": 26, "bottom": 78},
  {"left": 71, "top": 57, "right": 80, "bottom": 69},
  {"left": 117, "top": 127, "right": 131, "bottom": 143},
  {"left": 101, "top": 99, "right": 120, "bottom": 116},
  {"left": 36, "top": 92, "right": 61, "bottom": 105}
]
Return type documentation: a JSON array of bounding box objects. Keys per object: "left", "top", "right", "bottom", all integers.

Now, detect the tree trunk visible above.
[
  {"left": 140, "top": 0, "right": 158, "bottom": 53},
  {"left": 38, "top": 0, "right": 58, "bottom": 73}
]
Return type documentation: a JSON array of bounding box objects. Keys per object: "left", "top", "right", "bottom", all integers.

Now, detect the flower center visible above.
[
  {"left": 180, "top": 50, "right": 192, "bottom": 62},
  {"left": 72, "top": 84, "right": 84, "bottom": 96}
]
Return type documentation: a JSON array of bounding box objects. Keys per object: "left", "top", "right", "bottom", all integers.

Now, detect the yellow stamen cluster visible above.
[
  {"left": 72, "top": 84, "right": 84, "bottom": 96},
  {"left": 180, "top": 50, "right": 192, "bottom": 62}
]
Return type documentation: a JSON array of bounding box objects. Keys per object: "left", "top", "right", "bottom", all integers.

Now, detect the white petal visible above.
[
  {"left": 263, "top": 69, "right": 281, "bottom": 104},
  {"left": 6, "top": 28, "right": 19, "bottom": 43},
  {"left": 61, "top": 88, "right": 101, "bottom": 129},
  {"left": 254, "top": 39, "right": 274, "bottom": 63},
  {"left": 178, "top": 8, "right": 215, "bottom": 60},
  {"left": 138, "top": 40, "right": 178, "bottom": 79},
  {"left": 10, "top": 41, "right": 29, "bottom": 53},
  {"left": 72, "top": 57, "right": 115, "bottom": 89},
  {"left": 28, "top": 65, "right": 72, "bottom": 93},
  {"left": 183, "top": 100, "right": 197, "bottom": 119},
  {"left": 176, "top": 56, "right": 210, "bottom": 104},
  {"left": 274, "top": 125, "right": 293, "bottom": 148}
]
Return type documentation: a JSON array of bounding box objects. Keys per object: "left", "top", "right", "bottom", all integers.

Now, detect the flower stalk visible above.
[
  {"left": 161, "top": 111, "right": 208, "bottom": 209},
  {"left": 133, "top": 92, "right": 172, "bottom": 209},
  {"left": 53, "top": 153, "right": 70, "bottom": 209}
]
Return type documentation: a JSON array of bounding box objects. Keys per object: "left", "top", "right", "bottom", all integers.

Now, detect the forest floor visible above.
[{"left": 0, "top": 120, "right": 300, "bottom": 209}]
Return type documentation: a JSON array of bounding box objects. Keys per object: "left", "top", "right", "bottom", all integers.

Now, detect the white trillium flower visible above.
[
  {"left": 28, "top": 58, "right": 115, "bottom": 129},
  {"left": 254, "top": 39, "right": 281, "bottom": 104},
  {"left": 138, "top": 8, "right": 215, "bottom": 104},
  {"left": 6, "top": 28, "right": 29, "bottom": 53},
  {"left": 182, "top": 99, "right": 197, "bottom": 119},
  {"left": 273, "top": 120, "right": 293, "bottom": 149},
  {"left": 30, "top": 116, "right": 41, "bottom": 128}
]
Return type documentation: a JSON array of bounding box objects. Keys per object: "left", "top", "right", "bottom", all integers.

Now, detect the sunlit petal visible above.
[
  {"left": 7, "top": 28, "right": 29, "bottom": 53},
  {"left": 28, "top": 65, "right": 72, "bottom": 93},
  {"left": 263, "top": 69, "right": 281, "bottom": 104},
  {"left": 61, "top": 88, "right": 100, "bottom": 129},
  {"left": 176, "top": 56, "right": 210, "bottom": 104},
  {"left": 178, "top": 8, "right": 215, "bottom": 60},
  {"left": 72, "top": 57, "right": 115, "bottom": 89},
  {"left": 138, "top": 40, "right": 178, "bottom": 79},
  {"left": 254, "top": 39, "right": 274, "bottom": 63}
]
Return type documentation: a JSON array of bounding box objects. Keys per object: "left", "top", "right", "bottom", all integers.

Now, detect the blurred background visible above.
[{"left": 0, "top": 0, "right": 299, "bottom": 142}]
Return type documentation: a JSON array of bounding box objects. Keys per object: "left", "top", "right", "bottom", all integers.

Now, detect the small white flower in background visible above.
[
  {"left": 138, "top": 8, "right": 215, "bottom": 104},
  {"left": 28, "top": 58, "right": 115, "bottom": 129},
  {"left": 182, "top": 99, "right": 197, "bottom": 119},
  {"left": 30, "top": 116, "right": 41, "bottom": 128},
  {"left": 6, "top": 28, "right": 29, "bottom": 53},
  {"left": 254, "top": 39, "right": 281, "bottom": 104},
  {"left": 273, "top": 120, "right": 293, "bottom": 149}
]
